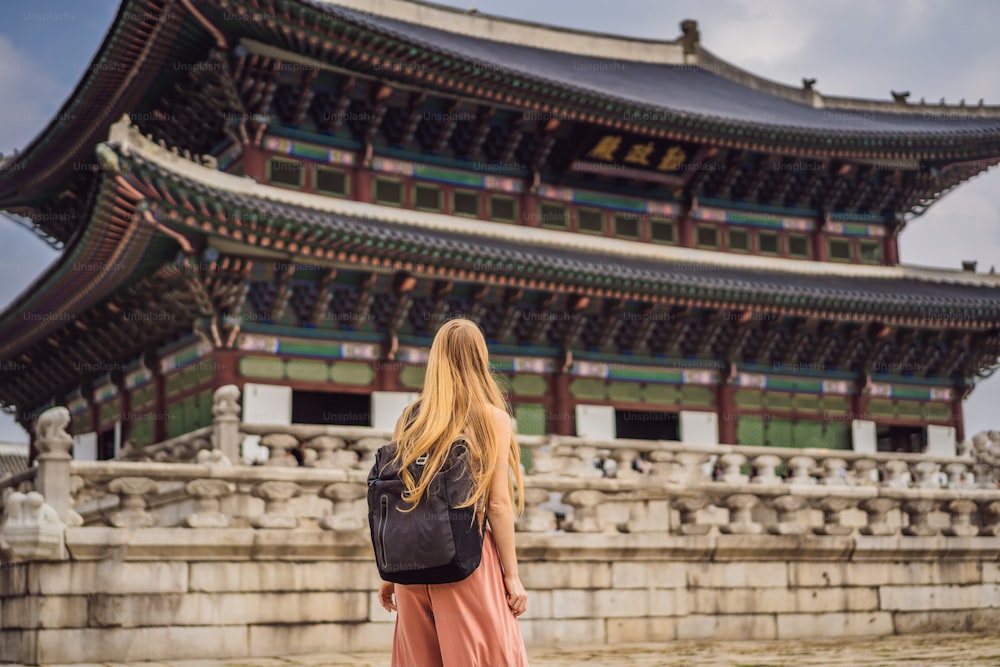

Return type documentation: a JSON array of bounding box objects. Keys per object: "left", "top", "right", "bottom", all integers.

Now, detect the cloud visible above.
[{"left": 0, "top": 34, "right": 65, "bottom": 155}]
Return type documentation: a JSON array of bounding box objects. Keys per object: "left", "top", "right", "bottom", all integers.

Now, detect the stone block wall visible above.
[{"left": 2, "top": 529, "right": 999, "bottom": 664}]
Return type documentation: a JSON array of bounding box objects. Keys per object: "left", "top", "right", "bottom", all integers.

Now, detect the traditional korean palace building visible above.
[{"left": 1, "top": 0, "right": 999, "bottom": 460}]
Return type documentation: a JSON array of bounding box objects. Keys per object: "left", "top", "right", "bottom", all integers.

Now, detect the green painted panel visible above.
[
  {"left": 733, "top": 390, "right": 763, "bottom": 408},
  {"left": 570, "top": 378, "right": 607, "bottom": 400},
  {"left": 737, "top": 416, "right": 764, "bottom": 446},
  {"left": 165, "top": 403, "right": 185, "bottom": 438},
  {"left": 923, "top": 402, "right": 952, "bottom": 422},
  {"left": 896, "top": 401, "right": 923, "bottom": 419},
  {"left": 240, "top": 356, "right": 285, "bottom": 380},
  {"left": 823, "top": 422, "right": 851, "bottom": 450},
  {"left": 765, "top": 392, "right": 793, "bottom": 410},
  {"left": 399, "top": 366, "right": 426, "bottom": 389},
  {"left": 278, "top": 339, "right": 346, "bottom": 359},
  {"left": 892, "top": 386, "right": 931, "bottom": 400},
  {"left": 514, "top": 403, "right": 546, "bottom": 437},
  {"left": 511, "top": 374, "right": 548, "bottom": 397},
  {"left": 680, "top": 386, "right": 714, "bottom": 406},
  {"left": 821, "top": 396, "right": 850, "bottom": 414},
  {"left": 642, "top": 384, "right": 679, "bottom": 404},
  {"left": 792, "top": 394, "right": 821, "bottom": 413},
  {"left": 129, "top": 419, "right": 154, "bottom": 447},
  {"left": 415, "top": 164, "right": 484, "bottom": 186},
  {"left": 608, "top": 381, "right": 642, "bottom": 402},
  {"left": 765, "top": 418, "right": 793, "bottom": 448},
  {"left": 793, "top": 420, "right": 825, "bottom": 448},
  {"left": 71, "top": 412, "right": 93, "bottom": 435},
  {"left": 99, "top": 398, "right": 121, "bottom": 426},
  {"left": 608, "top": 367, "right": 685, "bottom": 384},
  {"left": 286, "top": 359, "right": 329, "bottom": 383},
  {"left": 573, "top": 190, "right": 646, "bottom": 212},
  {"left": 197, "top": 389, "right": 214, "bottom": 428},
  {"left": 330, "top": 361, "right": 375, "bottom": 385},
  {"left": 184, "top": 396, "right": 199, "bottom": 434},
  {"left": 868, "top": 399, "right": 895, "bottom": 417}
]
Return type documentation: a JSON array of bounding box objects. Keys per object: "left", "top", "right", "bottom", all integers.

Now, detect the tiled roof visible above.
[
  {"left": 129, "top": 150, "right": 1000, "bottom": 320},
  {"left": 309, "top": 1, "right": 1000, "bottom": 138}
]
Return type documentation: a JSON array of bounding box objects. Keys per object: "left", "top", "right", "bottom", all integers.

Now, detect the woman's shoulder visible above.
[{"left": 488, "top": 405, "right": 511, "bottom": 422}]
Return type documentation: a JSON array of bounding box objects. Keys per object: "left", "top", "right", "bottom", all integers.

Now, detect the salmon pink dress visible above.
[{"left": 390, "top": 527, "right": 529, "bottom": 667}]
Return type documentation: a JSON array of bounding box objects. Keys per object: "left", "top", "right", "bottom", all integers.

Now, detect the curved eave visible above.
[
  {"left": 0, "top": 170, "right": 164, "bottom": 361},
  {"left": 107, "top": 122, "right": 1000, "bottom": 329},
  {"left": 0, "top": 0, "right": 202, "bottom": 209},
  {"left": 245, "top": 0, "right": 1000, "bottom": 160}
]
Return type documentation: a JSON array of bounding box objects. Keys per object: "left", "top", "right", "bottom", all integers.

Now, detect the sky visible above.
[{"left": 0, "top": 0, "right": 997, "bottom": 442}]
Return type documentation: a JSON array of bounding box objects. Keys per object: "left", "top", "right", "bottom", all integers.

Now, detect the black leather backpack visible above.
[{"left": 368, "top": 437, "right": 484, "bottom": 584}]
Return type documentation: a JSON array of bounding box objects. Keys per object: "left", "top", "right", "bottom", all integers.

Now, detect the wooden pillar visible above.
[
  {"left": 117, "top": 374, "right": 130, "bottom": 455},
  {"left": 242, "top": 146, "right": 267, "bottom": 183},
  {"left": 522, "top": 185, "right": 539, "bottom": 229},
  {"left": 951, "top": 393, "right": 965, "bottom": 444},
  {"left": 550, "top": 371, "right": 573, "bottom": 436},
  {"left": 813, "top": 214, "right": 827, "bottom": 261},
  {"left": 153, "top": 357, "right": 167, "bottom": 443},
  {"left": 213, "top": 349, "right": 240, "bottom": 390},
  {"left": 716, "top": 381, "right": 736, "bottom": 445},
  {"left": 884, "top": 221, "right": 900, "bottom": 266},
  {"left": 679, "top": 201, "right": 694, "bottom": 248}
]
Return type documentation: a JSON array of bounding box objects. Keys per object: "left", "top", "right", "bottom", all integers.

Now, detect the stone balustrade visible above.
[{"left": 3, "top": 389, "right": 1000, "bottom": 664}]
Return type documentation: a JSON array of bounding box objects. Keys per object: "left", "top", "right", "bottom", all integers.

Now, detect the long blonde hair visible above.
[{"left": 392, "top": 318, "right": 524, "bottom": 516}]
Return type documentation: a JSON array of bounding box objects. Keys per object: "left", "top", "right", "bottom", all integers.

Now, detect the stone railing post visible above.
[
  {"left": 786, "top": 456, "right": 817, "bottom": 485},
  {"left": 261, "top": 433, "right": 299, "bottom": 466},
  {"left": 912, "top": 461, "right": 942, "bottom": 489},
  {"left": 674, "top": 452, "right": 711, "bottom": 484},
  {"left": 320, "top": 482, "right": 366, "bottom": 531},
  {"left": 944, "top": 462, "right": 970, "bottom": 489},
  {"left": 765, "top": 495, "right": 808, "bottom": 535},
  {"left": 718, "top": 453, "right": 748, "bottom": 484},
  {"left": 563, "top": 489, "right": 606, "bottom": 532},
  {"left": 211, "top": 384, "right": 242, "bottom": 464},
  {"left": 516, "top": 487, "right": 556, "bottom": 532},
  {"left": 751, "top": 454, "right": 782, "bottom": 485},
  {"left": 812, "top": 496, "right": 855, "bottom": 535},
  {"left": 108, "top": 477, "right": 159, "bottom": 528},
  {"left": 943, "top": 499, "right": 979, "bottom": 537},
  {"left": 183, "top": 479, "right": 235, "bottom": 528},
  {"left": 978, "top": 500, "right": 1000, "bottom": 536},
  {"left": 306, "top": 435, "right": 346, "bottom": 468},
  {"left": 251, "top": 481, "right": 301, "bottom": 529},
  {"left": 901, "top": 499, "right": 938, "bottom": 536},
  {"left": 671, "top": 494, "right": 711, "bottom": 535},
  {"left": 34, "top": 407, "right": 77, "bottom": 524},
  {"left": 882, "top": 460, "right": 911, "bottom": 488},
  {"left": 819, "top": 458, "right": 849, "bottom": 486},
  {"left": 859, "top": 497, "right": 899, "bottom": 536},
  {"left": 851, "top": 459, "right": 879, "bottom": 486},
  {"left": 720, "top": 493, "right": 762, "bottom": 534}
]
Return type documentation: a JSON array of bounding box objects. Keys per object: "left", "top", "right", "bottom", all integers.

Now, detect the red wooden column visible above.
[
  {"left": 716, "top": 370, "right": 737, "bottom": 444},
  {"left": 549, "top": 370, "right": 573, "bottom": 436},
  {"left": 813, "top": 214, "right": 828, "bottom": 261},
  {"left": 213, "top": 349, "right": 240, "bottom": 389},
  {"left": 678, "top": 199, "right": 695, "bottom": 248},
  {"left": 242, "top": 146, "right": 267, "bottom": 183},
  {"left": 951, "top": 392, "right": 965, "bottom": 444},
  {"left": 153, "top": 357, "right": 167, "bottom": 443},
  {"left": 884, "top": 221, "right": 901, "bottom": 265}
]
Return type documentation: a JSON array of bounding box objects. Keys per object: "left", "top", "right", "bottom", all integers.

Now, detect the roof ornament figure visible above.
[
  {"left": 680, "top": 20, "right": 700, "bottom": 56},
  {"left": 802, "top": 78, "right": 817, "bottom": 90},
  {"left": 891, "top": 90, "right": 910, "bottom": 103}
]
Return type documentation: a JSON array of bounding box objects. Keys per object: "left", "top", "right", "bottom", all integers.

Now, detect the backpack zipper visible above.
[{"left": 378, "top": 495, "right": 389, "bottom": 569}]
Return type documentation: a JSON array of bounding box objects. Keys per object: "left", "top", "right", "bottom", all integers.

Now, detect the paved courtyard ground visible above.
[{"left": 51, "top": 632, "right": 1000, "bottom": 667}]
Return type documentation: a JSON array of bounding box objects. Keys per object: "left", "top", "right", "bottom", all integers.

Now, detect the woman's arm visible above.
[{"left": 485, "top": 407, "right": 527, "bottom": 616}]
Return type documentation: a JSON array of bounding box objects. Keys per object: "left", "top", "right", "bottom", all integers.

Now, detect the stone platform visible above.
[{"left": 37, "top": 633, "right": 1000, "bottom": 667}]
